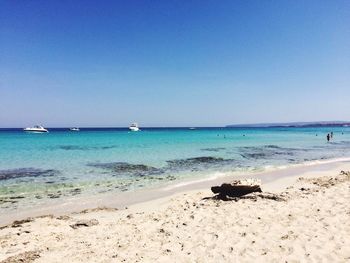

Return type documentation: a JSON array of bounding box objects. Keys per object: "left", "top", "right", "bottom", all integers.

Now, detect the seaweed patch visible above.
[
  {"left": 238, "top": 146, "right": 298, "bottom": 160},
  {"left": 58, "top": 145, "right": 118, "bottom": 151},
  {"left": 0, "top": 168, "right": 60, "bottom": 181},
  {"left": 87, "top": 162, "right": 162, "bottom": 177},
  {"left": 201, "top": 147, "right": 226, "bottom": 152},
  {"left": 166, "top": 156, "right": 235, "bottom": 171}
]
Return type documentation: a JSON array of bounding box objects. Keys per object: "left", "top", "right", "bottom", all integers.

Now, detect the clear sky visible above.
[{"left": 1, "top": 0, "right": 349, "bottom": 127}]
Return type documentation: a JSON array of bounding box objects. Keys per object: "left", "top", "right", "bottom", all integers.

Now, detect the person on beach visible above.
[{"left": 327, "top": 134, "right": 330, "bottom": 142}]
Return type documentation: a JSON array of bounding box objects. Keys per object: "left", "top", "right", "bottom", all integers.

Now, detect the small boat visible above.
[
  {"left": 23, "top": 125, "right": 48, "bottom": 133},
  {"left": 69, "top": 127, "right": 80, "bottom": 131},
  {"left": 189, "top": 127, "right": 196, "bottom": 130},
  {"left": 129, "top": 123, "right": 140, "bottom": 132}
]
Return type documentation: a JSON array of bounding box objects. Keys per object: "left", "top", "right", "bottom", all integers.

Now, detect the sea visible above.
[{"left": 1, "top": 126, "right": 350, "bottom": 213}]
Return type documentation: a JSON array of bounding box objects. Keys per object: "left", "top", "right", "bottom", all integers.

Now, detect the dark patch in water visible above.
[
  {"left": 238, "top": 145, "right": 298, "bottom": 160},
  {"left": 240, "top": 153, "right": 269, "bottom": 159},
  {"left": 69, "top": 188, "right": 82, "bottom": 196},
  {"left": 167, "top": 156, "right": 225, "bottom": 166},
  {"left": 264, "top": 145, "right": 281, "bottom": 149},
  {"left": 0, "top": 168, "right": 59, "bottom": 181},
  {"left": 165, "top": 175, "right": 176, "bottom": 181},
  {"left": 9, "top": 196, "right": 25, "bottom": 199},
  {"left": 88, "top": 162, "right": 162, "bottom": 177},
  {"left": 47, "top": 193, "right": 61, "bottom": 199},
  {"left": 166, "top": 156, "right": 235, "bottom": 171},
  {"left": 89, "top": 156, "right": 237, "bottom": 177},
  {"left": 0, "top": 199, "right": 18, "bottom": 205},
  {"left": 59, "top": 145, "right": 88, "bottom": 150},
  {"left": 58, "top": 145, "right": 118, "bottom": 151},
  {"left": 201, "top": 147, "right": 226, "bottom": 152}
]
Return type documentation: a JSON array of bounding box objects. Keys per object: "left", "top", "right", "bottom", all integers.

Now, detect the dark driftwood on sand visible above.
[
  {"left": 70, "top": 219, "right": 99, "bottom": 229},
  {"left": 211, "top": 182, "right": 262, "bottom": 199}
]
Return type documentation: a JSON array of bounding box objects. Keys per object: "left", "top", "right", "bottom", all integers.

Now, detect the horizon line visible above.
[{"left": 1, "top": 120, "right": 350, "bottom": 130}]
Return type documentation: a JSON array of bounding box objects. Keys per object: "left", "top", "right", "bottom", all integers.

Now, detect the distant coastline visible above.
[
  {"left": 1, "top": 121, "right": 350, "bottom": 130},
  {"left": 226, "top": 121, "right": 350, "bottom": 128}
]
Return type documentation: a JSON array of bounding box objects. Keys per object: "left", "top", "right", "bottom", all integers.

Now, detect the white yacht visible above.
[
  {"left": 69, "top": 127, "right": 80, "bottom": 131},
  {"left": 23, "top": 125, "right": 49, "bottom": 133},
  {"left": 129, "top": 123, "right": 140, "bottom": 132}
]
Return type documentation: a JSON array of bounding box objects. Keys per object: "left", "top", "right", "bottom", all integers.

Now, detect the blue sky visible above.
[{"left": 1, "top": 0, "right": 349, "bottom": 127}]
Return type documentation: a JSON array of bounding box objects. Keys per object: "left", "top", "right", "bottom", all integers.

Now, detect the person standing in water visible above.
[
  {"left": 331, "top": 132, "right": 333, "bottom": 138},
  {"left": 327, "top": 133, "right": 330, "bottom": 142}
]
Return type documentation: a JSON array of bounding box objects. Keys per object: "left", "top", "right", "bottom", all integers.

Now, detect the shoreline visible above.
[
  {"left": 1, "top": 158, "right": 350, "bottom": 226},
  {"left": 1, "top": 159, "right": 349, "bottom": 262}
]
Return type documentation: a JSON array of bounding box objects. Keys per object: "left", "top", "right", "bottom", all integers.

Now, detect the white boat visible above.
[
  {"left": 23, "top": 125, "right": 48, "bottom": 133},
  {"left": 129, "top": 123, "right": 140, "bottom": 132},
  {"left": 69, "top": 127, "right": 80, "bottom": 131}
]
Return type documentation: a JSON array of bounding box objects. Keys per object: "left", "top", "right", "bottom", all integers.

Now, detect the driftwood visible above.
[
  {"left": 211, "top": 179, "right": 262, "bottom": 200},
  {"left": 70, "top": 219, "right": 99, "bottom": 229}
]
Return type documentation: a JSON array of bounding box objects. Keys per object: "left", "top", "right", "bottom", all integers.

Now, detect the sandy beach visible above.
[
  {"left": 2, "top": 0, "right": 350, "bottom": 261},
  {"left": 1, "top": 161, "right": 350, "bottom": 262}
]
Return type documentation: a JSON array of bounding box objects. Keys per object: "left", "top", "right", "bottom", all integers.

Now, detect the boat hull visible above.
[{"left": 23, "top": 129, "right": 48, "bottom": 133}]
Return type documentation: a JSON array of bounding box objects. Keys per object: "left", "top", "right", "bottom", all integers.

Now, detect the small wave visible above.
[
  {"left": 162, "top": 155, "right": 350, "bottom": 191},
  {"left": 162, "top": 172, "right": 226, "bottom": 191},
  {"left": 302, "top": 156, "right": 350, "bottom": 166}
]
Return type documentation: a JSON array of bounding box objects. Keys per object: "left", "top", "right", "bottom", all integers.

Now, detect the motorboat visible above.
[
  {"left": 23, "top": 125, "right": 48, "bottom": 133},
  {"left": 129, "top": 123, "right": 140, "bottom": 132},
  {"left": 69, "top": 127, "right": 80, "bottom": 131}
]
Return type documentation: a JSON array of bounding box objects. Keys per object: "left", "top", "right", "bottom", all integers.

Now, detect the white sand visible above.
[{"left": 1, "top": 162, "right": 350, "bottom": 262}]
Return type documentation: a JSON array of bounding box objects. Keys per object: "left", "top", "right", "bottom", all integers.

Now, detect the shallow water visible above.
[{"left": 0, "top": 127, "right": 349, "bottom": 212}]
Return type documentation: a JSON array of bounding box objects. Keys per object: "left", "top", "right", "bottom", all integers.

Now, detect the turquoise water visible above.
[{"left": 1, "top": 127, "right": 350, "bottom": 211}]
